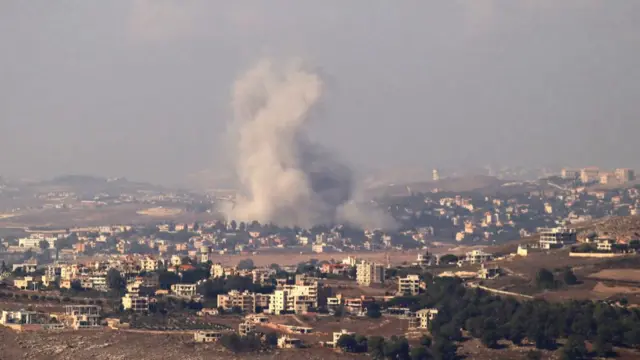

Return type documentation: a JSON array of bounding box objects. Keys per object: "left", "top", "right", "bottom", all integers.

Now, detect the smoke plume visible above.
[{"left": 225, "top": 59, "right": 394, "bottom": 230}]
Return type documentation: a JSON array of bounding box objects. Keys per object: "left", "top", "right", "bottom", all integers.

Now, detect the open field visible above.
[
  {"left": 137, "top": 207, "right": 183, "bottom": 217},
  {"left": 588, "top": 269, "right": 640, "bottom": 282},
  {"left": 0, "top": 326, "right": 363, "bottom": 360},
  {"left": 0, "top": 204, "right": 217, "bottom": 228}
]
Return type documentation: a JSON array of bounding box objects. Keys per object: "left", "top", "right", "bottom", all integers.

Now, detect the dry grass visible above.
[
  {"left": 588, "top": 269, "right": 640, "bottom": 282},
  {"left": 137, "top": 207, "right": 183, "bottom": 217}
]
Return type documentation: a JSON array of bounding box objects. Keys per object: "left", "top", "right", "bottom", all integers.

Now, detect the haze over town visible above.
[{"left": 1, "top": 1, "right": 639, "bottom": 188}]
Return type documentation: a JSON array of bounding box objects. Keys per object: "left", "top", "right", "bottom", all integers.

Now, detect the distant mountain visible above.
[{"left": 365, "top": 175, "right": 507, "bottom": 198}]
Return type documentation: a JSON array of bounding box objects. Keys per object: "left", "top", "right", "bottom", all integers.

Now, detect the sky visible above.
[{"left": 1, "top": 1, "right": 639, "bottom": 187}]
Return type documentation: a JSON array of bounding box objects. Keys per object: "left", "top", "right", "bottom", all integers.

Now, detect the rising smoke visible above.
[{"left": 225, "top": 59, "right": 394, "bottom": 230}]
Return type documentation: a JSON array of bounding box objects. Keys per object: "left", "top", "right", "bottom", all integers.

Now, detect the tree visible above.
[
  {"left": 265, "top": 332, "right": 278, "bottom": 347},
  {"left": 563, "top": 268, "right": 578, "bottom": 285},
  {"left": 337, "top": 334, "right": 358, "bottom": 352},
  {"left": 107, "top": 268, "right": 125, "bottom": 291},
  {"left": 368, "top": 336, "right": 386, "bottom": 360},
  {"left": 367, "top": 302, "right": 382, "bottom": 319},
  {"left": 536, "top": 268, "right": 556, "bottom": 290},
  {"left": 431, "top": 337, "right": 457, "bottom": 360},
  {"left": 237, "top": 259, "right": 255, "bottom": 270},
  {"left": 560, "top": 335, "right": 587, "bottom": 360},
  {"left": 526, "top": 350, "right": 542, "bottom": 360},
  {"left": 230, "top": 220, "right": 237, "bottom": 231},
  {"left": 481, "top": 330, "right": 500, "bottom": 349},
  {"left": 39, "top": 240, "right": 50, "bottom": 251},
  {"left": 594, "top": 325, "right": 614, "bottom": 357},
  {"left": 420, "top": 335, "right": 433, "bottom": 348},
  {"left": 410, "top": 346, "right": 432, "bottom": 360},
  {"left": 439, "top": 254, "right": 458, "bottom": 264}
]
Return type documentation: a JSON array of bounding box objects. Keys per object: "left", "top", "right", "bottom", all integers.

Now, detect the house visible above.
[
  {"left": 14, "top": 276, "right": 39, "bottom": 290},
  {"left": 597, "top": 238, "right": 617, "bottom": 252},
  {"left": 122, "top": 294, "right": 149, "bottom": 312},
  {"left": 217, "top": 290, "right": 257, "bottom": 313},
  {"left": 194, "top": 330, "right": 224, "bottom": 342},
  {"left": 539, "top": 227, "right": 577, "bottom": 249},
  {"left": 343, "top": 296, "right": 374, "bottom": 315},
  {"left": 477, "top": 264, "right": 501, "bottom": 280},
  {"left": 197, "top": 308, "right": 220, "bottom": 316},
  {"left": 64, "top": 305, "right": 101, "bottom": 329},
  {"left": 398, "top": 275, "right": 421, "bottom": 296},
  {"left": 11, "top": 262, "right": 38, "bottom": 274},
  {"left": 356, "top": 260, "right": 385, "bottom": 286},
  {"left": 171, "top": 284, "right": 197, "bottom": 299},
  {"left": 415, "top": 309, "right": 439, "bottom": 329},
  {"left": 278, "top": 336, "right": 303, "bottom": 349},
  {"left": 462, "top": 250, "right": 493, "bottom": 264},
  {"left": 238, "top": 321, "right": 255, "bottom": 336}
]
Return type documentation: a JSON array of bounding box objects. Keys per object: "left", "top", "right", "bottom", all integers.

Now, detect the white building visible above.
[
  {"left": 463, "top": 250, "right": 493, "bottom": 264},
  {"left": 398, "top": 275, "right": 421, "bottom": 296},
  {"left": 539, "top": 227, "right": 577, "bottom": 249},
  {"left": 415, "top": 308, "right": 438, "bottom": 329},
  {"left": 122, "top": 294, "right": 149, "bottom": 312},
  {"left": 139, "top": 257, "right": 158, "bottom": 272},
  {"left": 171, "top": 283, "right": 197, "bottom": 298},
  {"left": 356, "top": 260, "right": 385, "bottom": 286},
  {"left": 18, "top": 234, "right": 57, "bottom": 249},
  {"left": 210, "top": 263, "right": 225, "bottom": 278}
]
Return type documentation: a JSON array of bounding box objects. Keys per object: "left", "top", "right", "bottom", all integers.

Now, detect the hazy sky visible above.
[{"left": 1, "top": 1, "right": 639, "bottom": 186}]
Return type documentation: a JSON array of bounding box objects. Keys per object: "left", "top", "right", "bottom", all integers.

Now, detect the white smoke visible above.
[{"left": 225, "top": 59, "right": 394, "bottom": 230}]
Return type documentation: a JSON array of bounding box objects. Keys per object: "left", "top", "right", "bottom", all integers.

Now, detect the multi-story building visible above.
[
  {"left": 64, "top": 305, "right": 101, "bottom": 329},
  {"left": 539, "top": 227, "right": 577, "bottom": 249},
  {"left": 171, "top": 284, "right": 197, "bottom": 298},
  {"left": 238, "top": 321, "right": 256, "bottom": 336},
  {"left": 463, "top": 250, "right": 493, "bottom": 264},
  {"left": 356, "top": 261, "right": 385, "bottom": 286},
  {"left": 217, "top": 290, "right": 257, "bottom": 313},
  {"left": 122, "top": 294, "right": 149, "bottom": 312},
  {"left": 415, "top": 308, "right": 438, "bottom": 329},
  {"left": 210, "top": 263, "right": 225, "bottom": 278},
  {"left": 615, "top": 168, "right": 635, "bottom": 183},
  {"left": 561, "top": 168, "right": 580, "bottom": 180},
  {"left": 139, "top": 257, "right": 158, "bottom": 272},
  {"left": 580, "top": 167, "right": 600, "bottom": 183},
  {"left": 398, "top": 275, "right": 421, "bottom": 296}
]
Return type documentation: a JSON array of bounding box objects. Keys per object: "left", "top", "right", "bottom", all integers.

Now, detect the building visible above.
[
  {"left": 561, "top": 168, "right": 580, "bottom": 180},
  {"left": 432, "top": 169, "right": 440, "bottom": 181},
  {"left": 312, "top": 244, "right": 329, "bottom": 253},
  {"left": 12, "top": 262, "right": 38, "bottom": 274},
  {"left": 139, "top": 257, "right": 158, "bottom": 272},
  {"left": 278, "top": 336, "right": 303, "bottom": 349},
  {"left": 398, "top": 275, "right": 421, "bottom": 296},
  {"left": 615, "top": 168, "right": 635, "bottom": 183},
  {"left": 580, "top": 167, "right": 600, "bottom": 183},
  {"left": 356, "top": 260, "right": 385, "bottom": 286},
  {"left": 171, "top": 284, "right": 197, "bottom": 298},
  {"left": 415, "top": 309, "right": 438, "bottom": 329},
  {"left": 217, "top": 290, "right": 257, "bottom": 313},
  {"left": 210, "top": 263, "right": 225, "bottom": 278},
  {"left": 122, "top": 294, "right": 149, "bottom": 312},
  {"left": 194, "top": 330, "right": 224, "bottom": 342},
  {"left": 477, "top": 264, "right": 501, "bottom": 280},
  {"left": 1, "top": 310, "right": 41, "bottom": 325},
  {"left": 64, "top": 305, "right": 101, "bottom": 329},
  {"left": 238, "top": 321, "right": 256, "bottom": 336},
  {"left": 600, "top": 173, "right": 618, "bottom": 185},
  {"left": 597, "top": 238, "right": 617, "bottom": 252},
  {"left": 18, "top": 234, "right": 57, "bottom": 249},
  {"left": 539, "top": 227, "right": 577, "bottom": 249},
  {"left": 463, "top": 250, "right": 493, "bottom": 264}
]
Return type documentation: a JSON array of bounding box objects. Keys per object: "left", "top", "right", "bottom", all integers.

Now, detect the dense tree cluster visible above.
[{"left": 409, "top": 277, "right": 640, "bottom": 358}]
